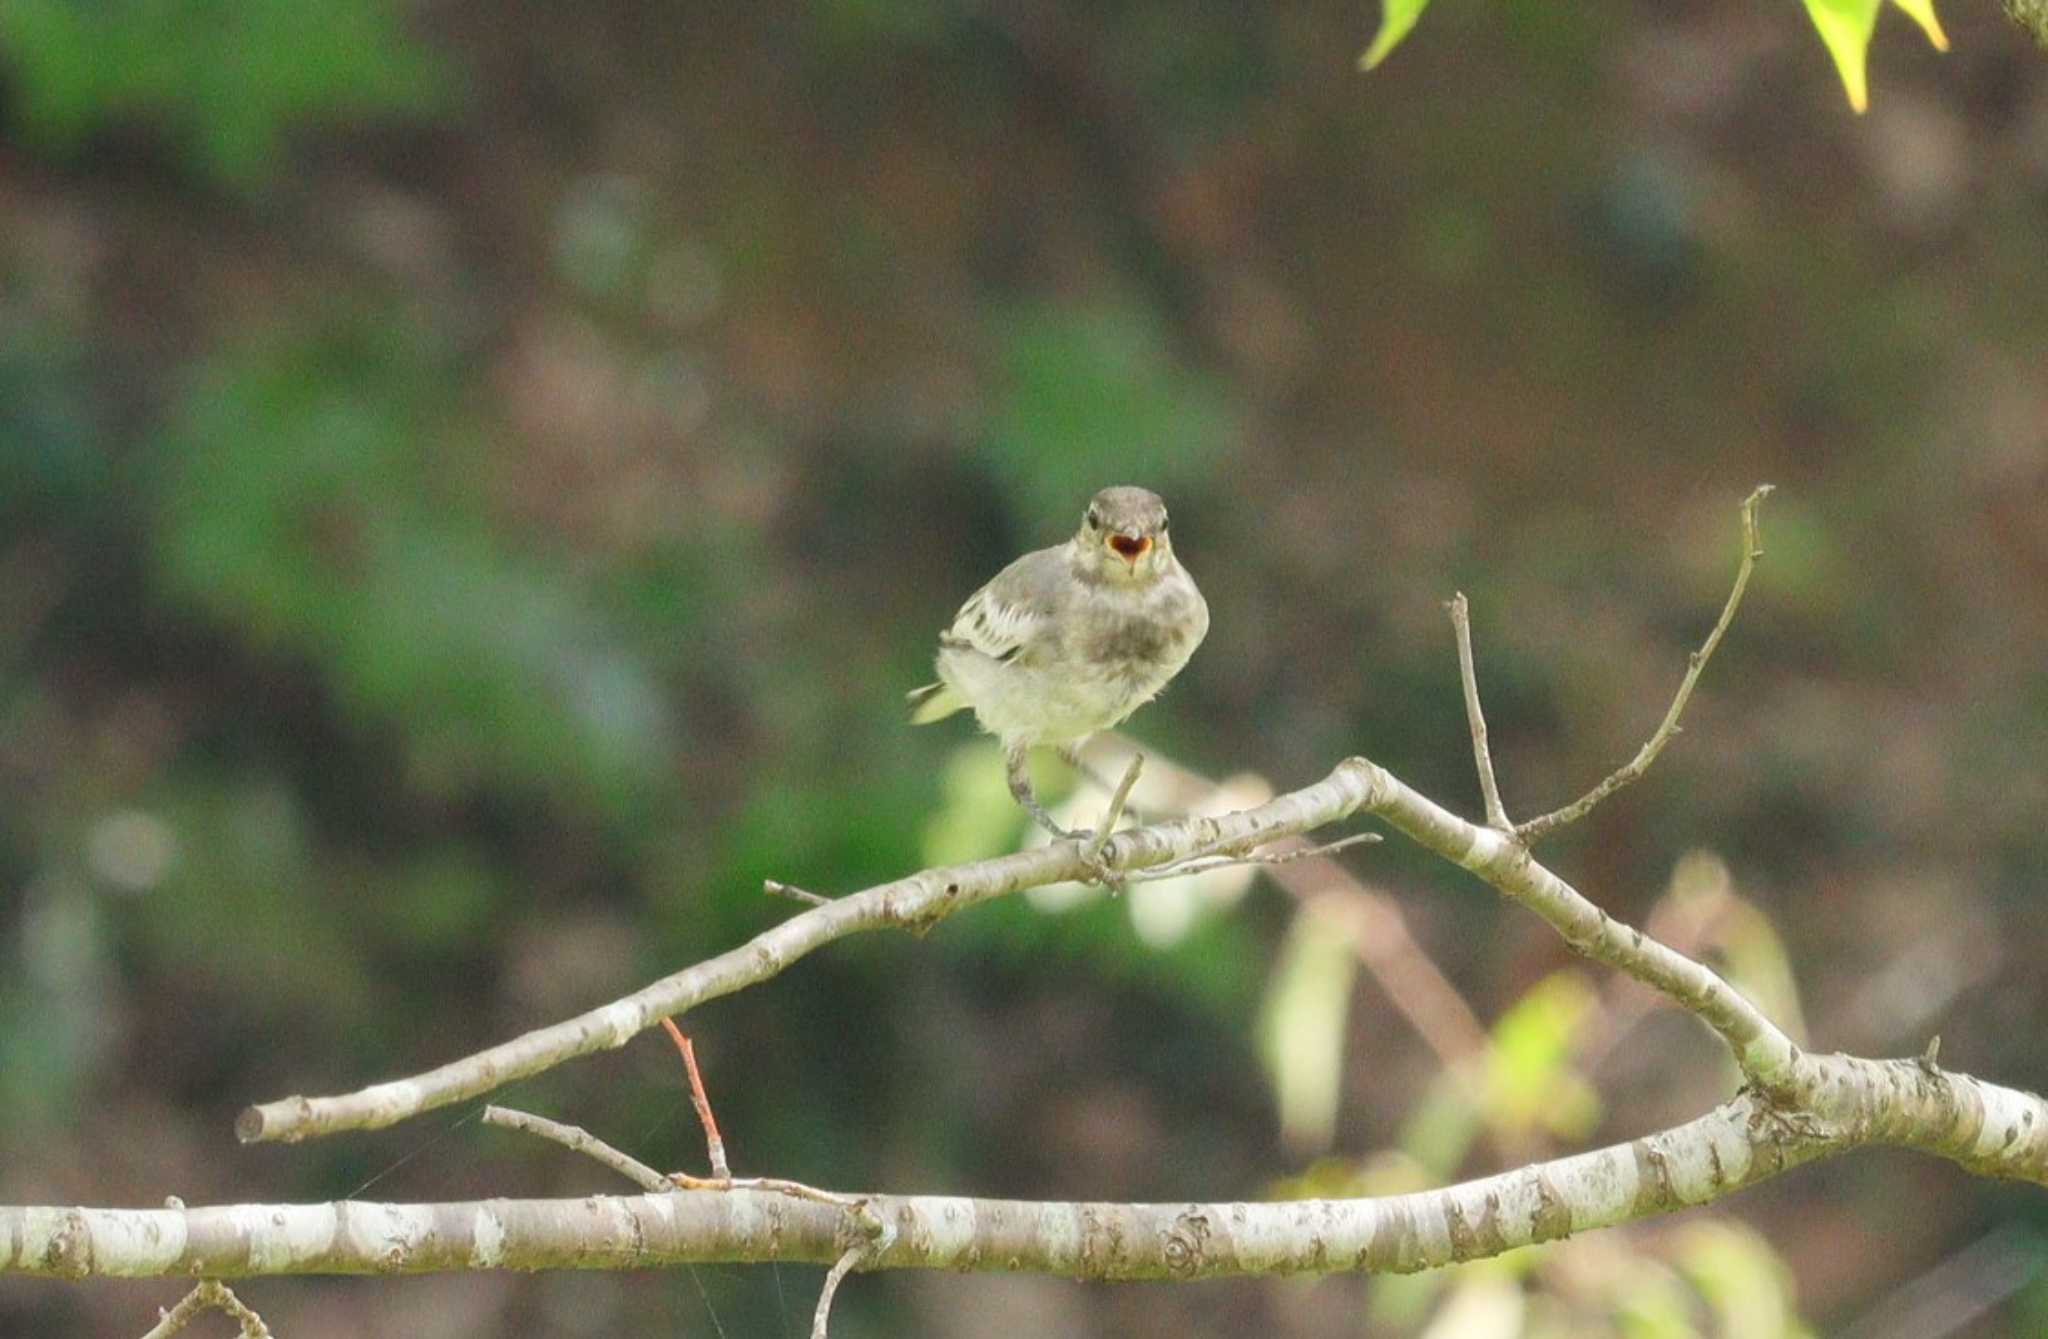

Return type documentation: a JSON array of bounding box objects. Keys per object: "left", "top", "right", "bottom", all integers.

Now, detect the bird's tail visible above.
[{"left": 906, "top": 681, "right": 965, "bottom": 724}]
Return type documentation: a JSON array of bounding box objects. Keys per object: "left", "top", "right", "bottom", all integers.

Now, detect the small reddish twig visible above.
[{"left": 660, "top": 1018, "right": 731, "bottom": 1179}]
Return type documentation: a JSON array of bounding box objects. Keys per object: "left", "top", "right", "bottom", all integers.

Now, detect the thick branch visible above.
[
  {"left": 239, "top": 759, "right": 1381, "bottom": 1143},
  {"left": 18, "top": 1059, "right": 2048, "bottom": 1283}
]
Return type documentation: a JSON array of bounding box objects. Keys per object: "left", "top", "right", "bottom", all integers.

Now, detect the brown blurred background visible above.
[{"left": 2, "top": 0, "right": 2046, "bottom": 1334}]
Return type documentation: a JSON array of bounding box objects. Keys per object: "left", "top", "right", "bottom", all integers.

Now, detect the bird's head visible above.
[{"left": 1072, "top": 485, "right": 1174, "bottom": 584}]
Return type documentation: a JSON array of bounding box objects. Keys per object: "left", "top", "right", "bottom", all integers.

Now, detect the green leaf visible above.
[
  {"left": 1361, "top": 0, "right": 1434, "bottom": 70},
  {"left": 1802, "top": 0, "right": 1882, "bottom": 112},
  {"left": 1259, "top": 902, "right": 1360, "bottom": 1155}
]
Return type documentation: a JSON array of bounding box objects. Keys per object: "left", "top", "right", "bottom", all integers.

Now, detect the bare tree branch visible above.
[
  {"left": 1360, "top": 755, "right": 1801, "bottom": 1091},
  {"left": 238, "top": 761, "right": 1383, "bottom": 1144},
  {"left": 19, "top": 1063, "right": 2048, "bottom": 1284},
  {"left": 1517, "top": 485, "right": 1773, "bottom": 843}
]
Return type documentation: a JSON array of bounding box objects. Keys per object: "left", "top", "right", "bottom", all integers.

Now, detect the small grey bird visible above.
[{"left": 908, "top": 485, "right": 1209, "bottom": 838}]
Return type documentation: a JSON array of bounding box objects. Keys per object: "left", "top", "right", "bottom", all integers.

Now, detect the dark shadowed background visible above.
[{"left": 2, "top": 1, "right": 2046, "bottom": 1334}]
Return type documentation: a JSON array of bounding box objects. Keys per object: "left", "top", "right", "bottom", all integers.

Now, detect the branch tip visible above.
[
  {"left": 1448, "top": 591, "right": 1511, "bottom": 830},
  {"left": 1515, "top": 487, "right": 1769, "bottom": 844},
  {"left": 765, "top": 879, "right": 830, "bottom": 906}
]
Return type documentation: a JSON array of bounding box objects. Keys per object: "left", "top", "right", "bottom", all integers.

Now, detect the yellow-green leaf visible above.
[
  {"left": 1361, "top": 0, "right": 1433, "bottom": 70},
  {"left": 1483, "top": 970, "right": 1602, "bottom": 1140},
  {"left": 1259, "top": 902, "right": 1359, "bottom": 1155},
  {"left": 1891, "top": 0, "right": 1950, "bottom": 49},
  {"left": 1802, "top": 0, "right": 1882, "bottom": 112}
]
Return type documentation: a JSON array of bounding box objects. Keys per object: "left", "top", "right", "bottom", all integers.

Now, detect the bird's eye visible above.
[
  {"left": 1086, "top": 508, "right": 1103, "bottom": 530},
  {"left": 1158, "top": 516, "right": 1169, "bottom": 532}
]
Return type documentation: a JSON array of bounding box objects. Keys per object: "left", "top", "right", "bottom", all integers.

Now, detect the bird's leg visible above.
[
  {"left": 1007, "top": 744, "right": 1086, "bottom": 841},
  {"left": 1008, "top": 746, "right": 1128, "bottom": 889}
]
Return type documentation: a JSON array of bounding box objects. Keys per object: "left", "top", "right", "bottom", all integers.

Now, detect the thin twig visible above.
[
  {"left": 1448, "top": 592, "right": 1512, "bottom": 830},
  {"left": 1086, "top": 753, "right": 1145, "bottom": 866},
  {"left": 1066, "top": 753, "right": 1173, "bottom": 824},
  {"left": 811, "top": 1244, "right": 868, "bottom": 1339},
  {"left": 1516, "top": 485, "right": 1772, "bottom": 844},
  {"left": 487, "top": 1102, "right": 860, "bottom": 1208},
  {"left": 661, "top": 1019, "right": 731, "bottom": 1179},
  {"left": 140, "top": 1280, "right": 271, "bottom": 1339},
  {"left": 1124, "top": 831, "right": 1380, "bottom": 882},
  {"left": 482, "top": 1105, "right": 672, "bottom": 1192},
  {"left": 765, "top": 879, "right": 830, "bottom": 906}
]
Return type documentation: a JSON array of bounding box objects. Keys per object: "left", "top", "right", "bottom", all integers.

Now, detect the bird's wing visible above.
[{"left": 940, "top": 549, "right": 1062, "bottom": 665}]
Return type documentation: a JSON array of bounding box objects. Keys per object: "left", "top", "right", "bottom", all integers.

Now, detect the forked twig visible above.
[
  {"left": 140, "top": 1280, "right": 271, "bottom": 1339},
  {"left": 487, "top": 1100, "right": 864, "bottom": 1222},
  {"left": 1516, "top": 485, "right": 1772, "bottom": 844},
  {"left": 1448, "top": 592, "right": 1511, "bottom": 830}
]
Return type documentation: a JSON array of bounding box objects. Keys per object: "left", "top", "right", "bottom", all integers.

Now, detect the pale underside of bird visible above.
[{"left": 909, "top": 485, "right": 1209, "bottom": 839}]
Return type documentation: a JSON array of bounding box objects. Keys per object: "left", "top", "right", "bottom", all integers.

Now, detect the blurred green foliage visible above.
[
  {"left": 0, "top": 0, "right": 442, "bottom": 183},
  {"left": 151, "top": 322, "right": 678, "bottom": 823},
  {"left": 985, "top": 302, "right": 1237, "bottom": 522}
]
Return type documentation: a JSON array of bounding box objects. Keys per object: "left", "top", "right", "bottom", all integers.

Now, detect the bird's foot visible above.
[{"left": 1009, "top": 749, "right": 1133, "bottom": 889}]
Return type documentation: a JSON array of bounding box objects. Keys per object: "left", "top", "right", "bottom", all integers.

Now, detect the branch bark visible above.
[
  {"left": 14, "top": 1059, "right": 2047, "bottom": 1284},
  {"left": 239, "top": 761, "right": 1381, "bottom": 1143}
]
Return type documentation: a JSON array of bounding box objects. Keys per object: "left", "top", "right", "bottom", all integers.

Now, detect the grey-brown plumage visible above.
[{"left": 908, "top": 485, "right": 1208, "bottom": 837}]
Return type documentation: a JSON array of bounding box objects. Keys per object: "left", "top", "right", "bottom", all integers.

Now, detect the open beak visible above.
[{"left": 1107, "top": 533, "right": 1152, "bottom": 565}]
